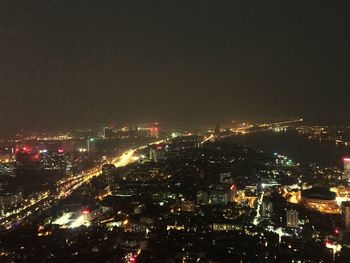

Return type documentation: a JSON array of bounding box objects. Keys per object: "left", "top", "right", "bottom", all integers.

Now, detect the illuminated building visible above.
[
  {"left": 210, "top": 190, "right": 230, "bottom": 205},
  {"left": 39, "top": 150, "right": 69, "bottom": 171},
  {"left": 301, "top": 187, "right": 340, "bottom": 214},
  {"left": 343, "top": 158, "right": 350, "bottom": 182},
  {"left": 102, "top": 163, "right": 116, "bottom": 185},
  {"left": 0, "top": 163, "right": 15, "bottom": 177},
  {"left": 82, "top": 209, "right": 90, "bottom": 222},
  {"left": 220, "top": 172, "right": 233, "bottom": 184},
  {"left": 149, "top": 126, "right": 159, "bottom": 138},
  {"left": 172, "top": 135, "right": 201, "bottom": 149},
  {"left": 261, "top": 178, "right": 280, "bottom": 188},
  {"left": 262, "top": 198, "right": 273, "bottom": 219},
  {"left": 196, "top": 191, "right": 209, "bottom": 205},
  {"left": 180, "top": 200, "right": 195, "bottom": 212},
  {"left": 103, "top": 127, "right": 116, "bottom": 139},
  {"left": 211, "top": 221, "right": 242, "bottom": 231},
  {"left": 286, "top": 209, "right": 299, "bottom": 228},
  {"left": 87, "top": 138, "right": 96, "bottom": 152},
  {"left": 342, "top": 201, "right": 350, "bottom": 231},
  {"left": 149, "top": 147, "right": 165, "bottom": 162},
  {"left": 336, "top": 186, "right": 350, "bottom": 199}
]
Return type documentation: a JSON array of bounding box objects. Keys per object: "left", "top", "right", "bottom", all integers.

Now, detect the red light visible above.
[
  {"left": 334, "top": 228, "right": 339, "bottom": 235},
  {"left": 21, "top": 146, "right": 31, "bottom": 153},
  {"left": 58, "top": 149, "right": 64, "bottom": 153},
  {"left": 82, "top": 210, "right": 90, "bottom": 214},
  {"left": 343, "top": 157, "right": 350, "bottom": 162},
  {"left": 230, "top": 184, "right": 236, "bottom": 191},
  {"left": 325, "top": 241, "right": 332, "bottom": 246},
  {"left": 129, "top": 256, "right": 136, "bottom": 263}
]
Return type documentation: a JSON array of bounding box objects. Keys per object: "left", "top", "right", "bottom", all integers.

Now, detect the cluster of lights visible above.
[{"left": 2, "top": 140, "right": 157, "bottom": 230}]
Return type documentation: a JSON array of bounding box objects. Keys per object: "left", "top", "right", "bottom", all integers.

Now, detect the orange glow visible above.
[{"left": 282, "top": 189, "right": 301, "bottom": 204}]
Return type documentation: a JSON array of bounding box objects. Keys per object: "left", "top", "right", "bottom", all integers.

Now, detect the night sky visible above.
[{"left": 0, "top": 0, "right": 349, "bottom": 131}]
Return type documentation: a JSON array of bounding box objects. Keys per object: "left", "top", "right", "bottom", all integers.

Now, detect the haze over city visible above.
[
  {"left": 1, "top": 0, "right": 350, "bottom": 131},
  {"left": 1, "top": 1, "right": 350, "bottom": 262}
]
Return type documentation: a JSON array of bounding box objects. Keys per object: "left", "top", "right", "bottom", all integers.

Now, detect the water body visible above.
[{"left": 228, "top": 131, "right": 350, "bottom": 167}]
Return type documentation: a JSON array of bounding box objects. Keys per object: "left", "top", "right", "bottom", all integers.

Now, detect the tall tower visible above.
[
  {"left": 343, "top": 158, "right": 350, "bottom": 182},
  {"left": 214, "top": 124, "right": 220, "bottom": 136},
  {"left": 150, "top": 127, "right": 159, "bottom": 138},
  {"left": 262, "top": 198, "right": 273, "bottom": 218},
  {"left": 87, "top": 138, "right": 96, "bottom": 152},
  {"left": 286, "top": 209, "right": 299, "bottom": 228}
]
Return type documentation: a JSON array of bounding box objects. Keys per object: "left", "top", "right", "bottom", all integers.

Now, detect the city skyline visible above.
[
  {"left": 2, "top": 123, "right": 350, "bottom": 261},
  {"left": 1, "top": 2, "right": 350, "bottom": 261}
]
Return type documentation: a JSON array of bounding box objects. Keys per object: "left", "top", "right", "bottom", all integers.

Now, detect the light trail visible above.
[
  {"left": 1, "top": 139, "right": 162, "bottom": 229},
  {"left": 201, "top": 134, "right": 214, "bottom": 144},
  {"left": 0, "top": 191, "right": 50, "bottom": 225},
  {"left": 57, "top": 149, "right": 139, "bottom": 199},
  {"left": 253, "top": 192, "right": 264, "bottom": 225},
  {"left": 0, "top": 148, "right": 139, "bottom": 228},
  {"left": 111, "top": 149, "right": 137, "bottom": 167}
]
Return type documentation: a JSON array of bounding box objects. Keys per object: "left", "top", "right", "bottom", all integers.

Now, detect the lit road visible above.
[
  {"left": 201, "top": 134, "right": 214, "bottom": 144},
  {"left": 111, "top": 149, "right": 138, "bottom": 167},
  {"left": 0, "top": 147, "right": 141, "bottom": 229},
  {"left": 57, "top": 149, "right": 139, "bottom": 199},
  {"left": 0, "top": 191, "right": 54, "bottom": 229},
  {"left": 0, "top": 138, "right": 168, "bottom": 229},
  {"left": 252, "top": 190, "right": 292, "bottom": 243},
  {"left": 252, "top": 192, "right": 264, "bottom": 226},
  {"left": 231, "top": 118, "right": 304, "bottom": 134}
]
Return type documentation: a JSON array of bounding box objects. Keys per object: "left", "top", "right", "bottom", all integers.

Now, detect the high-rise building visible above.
[
  {"left": 214, "top": 124, "right": 221, "bottom": 136},
  {"left": 343, "top": 158, "right": 350, "bottom": 182},
  {"left": 87, "top": 138, "right": 96, "bottom": 152},
  {"left": 286, "top": 209, "right": 299, "bottom": 228},
  {"left": 220, "top": 172, "right": 233, "bottom": 184},
  {"left": 210, "top": 190, "right": 230, "bottom": 205},
  {"left": 149, "top": 147, "right": 165, "bottom": 162},
  {"left": 262, "top": 198, "right": 273, "bottom": 218},
  {"left": 103, "top": 127, "right": 116, "bottom": 139},
  {"left": 342, "top": 201, "right": 350, "bottom": 231},
  {"left": 149, "top": 126, "right": 159, "bottom": 138},
  {"left": 196, "top": 191, "right": 209, "bottom": 205},
  {"left": 102, "top": 164, "right": 116, "bottom": 185}
]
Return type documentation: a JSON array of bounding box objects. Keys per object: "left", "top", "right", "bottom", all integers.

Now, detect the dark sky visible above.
[{"left": 0, "top": 0, "right": 349, "bottom": 131}]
